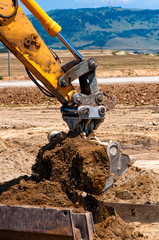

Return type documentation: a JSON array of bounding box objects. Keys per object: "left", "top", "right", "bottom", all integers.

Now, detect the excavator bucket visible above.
[
  {"left": 87, "top": 133, "right": 135, "bottom": 193},
  {"left": 48, "top": 131, "right": 135, "bottom": 194},
  {"left": 104, "top": 141, "right": 135, "bottom": 192}
]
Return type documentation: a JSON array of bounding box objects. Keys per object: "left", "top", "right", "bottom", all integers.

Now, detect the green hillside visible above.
[
  {"left": 1, "top": 7, "right": 159, "bottom": 52},
  {"left": 27, "top": 7, "right": 159, "bottom": 52}
]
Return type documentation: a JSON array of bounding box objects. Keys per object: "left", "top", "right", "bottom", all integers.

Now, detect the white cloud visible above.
[
  {"left": 74, "top": 0, "right": 132, "bottom": 3},
  {"left": 73, "top": 0, "right": 137, "bottom": 9}
]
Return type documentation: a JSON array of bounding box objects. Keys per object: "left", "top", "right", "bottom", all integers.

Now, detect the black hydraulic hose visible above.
[
  {"left": 25, "top": 67, "right": 55, "bottom": 98},
  {"left": 0, "top": 0, "right": 18, "bottom": 19}
]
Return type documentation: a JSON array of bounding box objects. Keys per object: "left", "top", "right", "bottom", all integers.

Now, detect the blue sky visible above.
[{"left": 19, "top": 0, "right": 159, "bottom": 15}]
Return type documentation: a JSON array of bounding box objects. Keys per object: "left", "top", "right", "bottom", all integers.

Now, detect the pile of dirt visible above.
[
  {"left": 0, "top": 87, "right": 58, "bottom": 106},
  {"left": 0, "top": 177, "right": 73, "bottom": 209},
  {"left": 0, "top": 133, "right": 145, "bottom": 239},
  {"left": 99, "top": 83, "right": 159, "bottom": 106},
  {"left": 0, "top": 177, "right": 143, "bottom": 239},
  {"left": 100, "top": 166, "right": 159, "bottom": 204},
  {"left": 0, "top": 138, "right": 35, "bottom": 182},
  {"left": 95, "top": 214, "right": 143, "bottom": 240},
  {"left": 0, "top": 132, "right": 111, "bottom": 211},
  {"left": 0, "top": 83, "right": 158, "bottom": 106}
]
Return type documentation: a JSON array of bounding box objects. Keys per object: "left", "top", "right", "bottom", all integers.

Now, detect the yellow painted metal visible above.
[
  {"left": 20, "top": 0, "right": 61, "bottom": 37},
  {"left": 0, "top": 0, "right": 15, "bottom": 25},
  {"left": 0, "top": 1, "right": 76, "bottom": 103}
]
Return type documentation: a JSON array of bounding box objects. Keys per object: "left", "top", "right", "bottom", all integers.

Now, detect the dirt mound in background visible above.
[
  {"left": 0, "top": 87, "right": 58, "bottom": 106},
  {"left": 0, "top": 138, "right": 35, "bottom": 182},
  {"left": 99, "top": 83, "right": 159, "bottom": 106},
  {"left": 100, "top": 167, "right": 159, "bottom": 204},
  {"left": 0, "top": 83, "right": 158, "bottom": 106}
]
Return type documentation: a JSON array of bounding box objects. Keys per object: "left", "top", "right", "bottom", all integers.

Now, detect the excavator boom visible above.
[
  {"left": 0, "top": 2, "right": 135, "bottom": 238},
  {"left": 0, "top": 0, "right": 74, "bottom": 104},
  {"left": 0, "top": 0, "right": 108, "bottom": 135},
  {"left": 0, "top": 0, "right": 133, "bottom": 193}
]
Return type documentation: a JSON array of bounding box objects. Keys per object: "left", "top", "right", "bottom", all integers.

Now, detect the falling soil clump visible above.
[
  {"left": 0, "top": 133, "right": 146, "bottom": 239},
  {"left": 32, "top": 132, "right": 110, "bottom": 196}
]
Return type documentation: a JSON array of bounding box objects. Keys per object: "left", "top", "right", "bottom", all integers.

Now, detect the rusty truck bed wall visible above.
[{"left": 0, "top": 205, "right": 95, "bottom": 240}]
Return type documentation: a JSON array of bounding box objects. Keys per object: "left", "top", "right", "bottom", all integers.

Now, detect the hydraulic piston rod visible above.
[
  {"left": 57, "top": 32, "right": 84, "bottom": 62},
  {"left": 20, "top": 0, "right": 84, "bottom": 62}
]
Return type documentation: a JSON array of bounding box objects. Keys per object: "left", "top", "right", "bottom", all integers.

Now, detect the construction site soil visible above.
[
  {"left": 0, "top": 83, "right": 158, "bottom": 106},
  {"left": 0, "top": 83, "right": 159, "bottom": 239},
  {"left": 0, "top": 134, "right": 149, "bottom": 240}
]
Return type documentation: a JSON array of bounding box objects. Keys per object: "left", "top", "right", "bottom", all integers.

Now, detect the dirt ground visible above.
[
  {"left": 0, "top": 83, "right": 158, "bottom": 106},
  {"left": 0, "top": 83, "right": 159, "bottom": 239},
  {"left": 2, "top": 51, "right": 159, "bottom": 79}
]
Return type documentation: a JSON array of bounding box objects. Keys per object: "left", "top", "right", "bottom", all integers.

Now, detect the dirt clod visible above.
[{"left": 32, "top": 133, "right": 110, "bottom": 196}]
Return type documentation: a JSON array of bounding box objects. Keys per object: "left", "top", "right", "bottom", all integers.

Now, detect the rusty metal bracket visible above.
[
  {"left": 24, "top": 33, "right": 41, "bottom": 49},
  {"left": 0, "top": 205, "right": 95, "bottom": 240},
  {"left": 103, "top": 93, "right": 117, "bottom": 110},
  {"left": 104, "top": 202, "right": 159, "bottom": 223},
  {"left": 59, "top": 58, "right": 98, "bottom": 88},
  {"left": 103, "top": 142, "right": 134, "bottom": 192}
]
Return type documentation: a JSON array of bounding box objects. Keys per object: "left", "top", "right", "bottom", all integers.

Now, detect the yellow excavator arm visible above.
[
  {"left": 0, "top": 0, "right": 112, "bottom": 135},
  {"left": 0, "top": 0, "right": 76, "bottom": 103},
  {"left": 0, "top": 0, "right": 133, "bottom": 199}
]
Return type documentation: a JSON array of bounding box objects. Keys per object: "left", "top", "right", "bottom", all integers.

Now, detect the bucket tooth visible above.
[
  {"left": 88, "top": 135, "right": 135, "bottom": 193},
  {"left": 103, "top": 141, "right": 135, "bottom": 193}
]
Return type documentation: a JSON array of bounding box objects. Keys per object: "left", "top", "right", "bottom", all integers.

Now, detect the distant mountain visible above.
[
  {"left": 27, "top": 7, "right": 159, "bottom": 52},
  {"left": 1, "top": 7, "right": 159, "bottom": 52}
]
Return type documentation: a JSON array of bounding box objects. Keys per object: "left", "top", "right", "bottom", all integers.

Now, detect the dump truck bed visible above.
[{"left": 0, "top": 205, "right": 95, "bottom": 240}]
